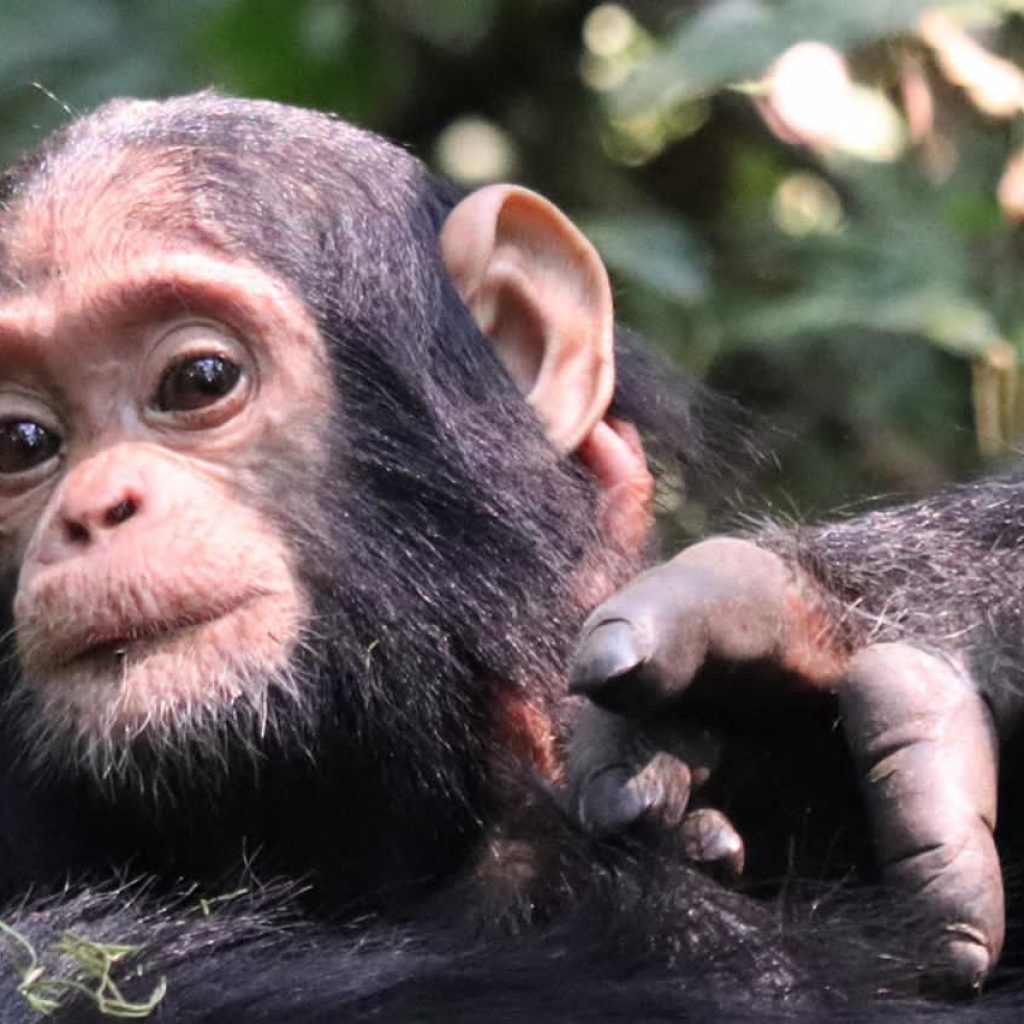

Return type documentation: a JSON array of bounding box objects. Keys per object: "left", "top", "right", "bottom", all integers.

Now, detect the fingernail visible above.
[
  {"left": 569, "top": 620, "right": 645, "bottom": 699},
  {"left": 702, "top": 830, "right": 745, "bottom": 876},
  {"left": 578, "top": 765, "right": 647, "bottom": 834},
  {"left": 932, "top": 936, "right": 991, "bottom": 996},
  {"left": 681, "top": 811, "right": 745, "bottom": 877}
]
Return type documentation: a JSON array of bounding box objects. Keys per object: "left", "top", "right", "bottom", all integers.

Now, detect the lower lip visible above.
[{"left": 66, "top": 606, "right": 240, "bottom": 667}]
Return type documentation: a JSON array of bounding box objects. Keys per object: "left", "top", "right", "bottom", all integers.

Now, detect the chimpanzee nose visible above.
[
  {"left": 61, "top": 494, "right": 141, "bottom": 546},
  {"left": 31, "top": 449, "right": 152, "bottom": 565}
]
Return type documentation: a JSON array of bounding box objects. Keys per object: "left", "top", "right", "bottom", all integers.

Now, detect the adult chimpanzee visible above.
[{"left": 0, "top": 93, "right": 1014, "bottom": 1022}]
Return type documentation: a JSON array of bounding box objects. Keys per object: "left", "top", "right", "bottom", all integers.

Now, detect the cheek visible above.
[{"left": 0, "top": 487, "right": 55, "bottom": 570}]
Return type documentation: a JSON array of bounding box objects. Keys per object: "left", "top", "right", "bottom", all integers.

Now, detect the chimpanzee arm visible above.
[{"left": 568, "top": 476, "right": 1024, "bottom": 993}]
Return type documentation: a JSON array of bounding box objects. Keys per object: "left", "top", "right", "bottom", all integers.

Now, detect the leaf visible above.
[
  {"left": 580, "top": 213, "right": 709, "bottom": 305},
  {"left": 727, "top": 287, "right": 1002, "bottom": 357},
  {"left": 615, "top": 0, "right": 935, "bottom": 113}
]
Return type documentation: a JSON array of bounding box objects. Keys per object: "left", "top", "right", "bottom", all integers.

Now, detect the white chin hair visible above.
[{"left": 12, "top": 615, "right": 308, "bottom": 791}]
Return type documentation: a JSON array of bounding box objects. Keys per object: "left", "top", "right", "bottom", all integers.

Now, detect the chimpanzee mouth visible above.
[{"left": 60, "top": 598, "right": 258, "bottom": 670}]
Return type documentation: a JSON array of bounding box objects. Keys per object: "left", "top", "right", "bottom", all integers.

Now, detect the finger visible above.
[
  {"left": 575, "top": 754, "right": 693, "bottom": 836},
  {"left": 568, "top": 706, "right": 721, "bottom": 835},
  {"left": 568, "top": 705, "right": 669, "bottom": 831},
  {"left": 839, "top": 642, "right": 1002, "bottom": 994},
  {"left": 569, "top": 618, "right": 649, "bottom": 714},
  {"left": 680, "top": 809, "right": 746, "bottom": 878},
  {"left": 570, "top": 538, "right": 797, "bottom": 716},
  {"left": 576, "top": 763, "right": 664, "bottom": 834}
]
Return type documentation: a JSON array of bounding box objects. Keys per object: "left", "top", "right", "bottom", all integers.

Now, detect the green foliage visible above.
[
  {"left": 617, "top": 0, "right": 934, "bottom": 112},
  {"left": 0, "top": 921, "right": 165, "bottom": 1018},
  {"left": 2, "top": 0, "right": 1024, "bottom": 512},
  {"left": 580, "top": 212, "right": 708, "bottom": 305}
]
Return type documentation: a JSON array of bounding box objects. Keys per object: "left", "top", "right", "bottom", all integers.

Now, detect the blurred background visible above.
[{"left": 3, "top": 0, "right": 1024, "bottom": 520}]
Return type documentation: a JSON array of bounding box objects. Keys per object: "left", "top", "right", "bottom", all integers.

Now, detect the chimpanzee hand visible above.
[{"left": 567, "top": 537, "right": 1002, "bottom": 994}]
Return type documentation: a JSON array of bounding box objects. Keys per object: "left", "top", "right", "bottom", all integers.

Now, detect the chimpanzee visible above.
[{"left": 0, "top": 92, "right": 1015, "bottom": 1022}]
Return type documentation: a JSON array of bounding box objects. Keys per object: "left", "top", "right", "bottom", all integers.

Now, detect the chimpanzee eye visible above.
[
  {"left": 156, "top": 355, "right": 243, "bottom": 413},
  {"left": 0, "top": 419, "right": 61, "bottom": 475}
]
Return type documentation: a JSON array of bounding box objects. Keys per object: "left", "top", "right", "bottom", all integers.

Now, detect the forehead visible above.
[
  {"left": 0, "top": 144, "right": 327, "bottom": 377},
  {"left": 0, "top": 144, "right": 209, "bottom": 294}
]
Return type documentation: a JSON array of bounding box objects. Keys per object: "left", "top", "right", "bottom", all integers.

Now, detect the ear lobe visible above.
[{"left": 441, "top": 184, "right": 615, "bottom": 454}]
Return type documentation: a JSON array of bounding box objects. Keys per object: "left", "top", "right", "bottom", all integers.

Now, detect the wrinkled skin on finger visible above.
[
  {"left": 567, "top": 536, "right": 1003, "bottom": 995},
  {"left": 841, "top": 643, "right": 1001, "bottom": 993}
]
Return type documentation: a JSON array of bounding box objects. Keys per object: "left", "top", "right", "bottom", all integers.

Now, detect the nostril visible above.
[
  {"left": 56, "top": 496, "right": 139, "bottom": 550},
  {"left": 63, "top": 519, "right": 90, "bottom": 545},
  {"left": 104, "top": 498, "right": 139, "bottom": 528}
]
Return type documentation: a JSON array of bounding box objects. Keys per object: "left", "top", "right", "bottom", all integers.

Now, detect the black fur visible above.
[
  {"left": 0, "top": 93, "right": 1018, "bottom": 1021},
  {"left": 0, "top": 93, "right": 743, "bottom": 909}
]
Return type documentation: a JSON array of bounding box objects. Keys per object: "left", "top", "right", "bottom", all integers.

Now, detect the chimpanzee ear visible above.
[{"left": 441, "top": 185, "right": 615, "bottom": 454}]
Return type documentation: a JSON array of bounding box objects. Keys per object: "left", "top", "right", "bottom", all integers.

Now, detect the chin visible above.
[{"left": 12, "top": 591, "right": 308, "bottom": 786}]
